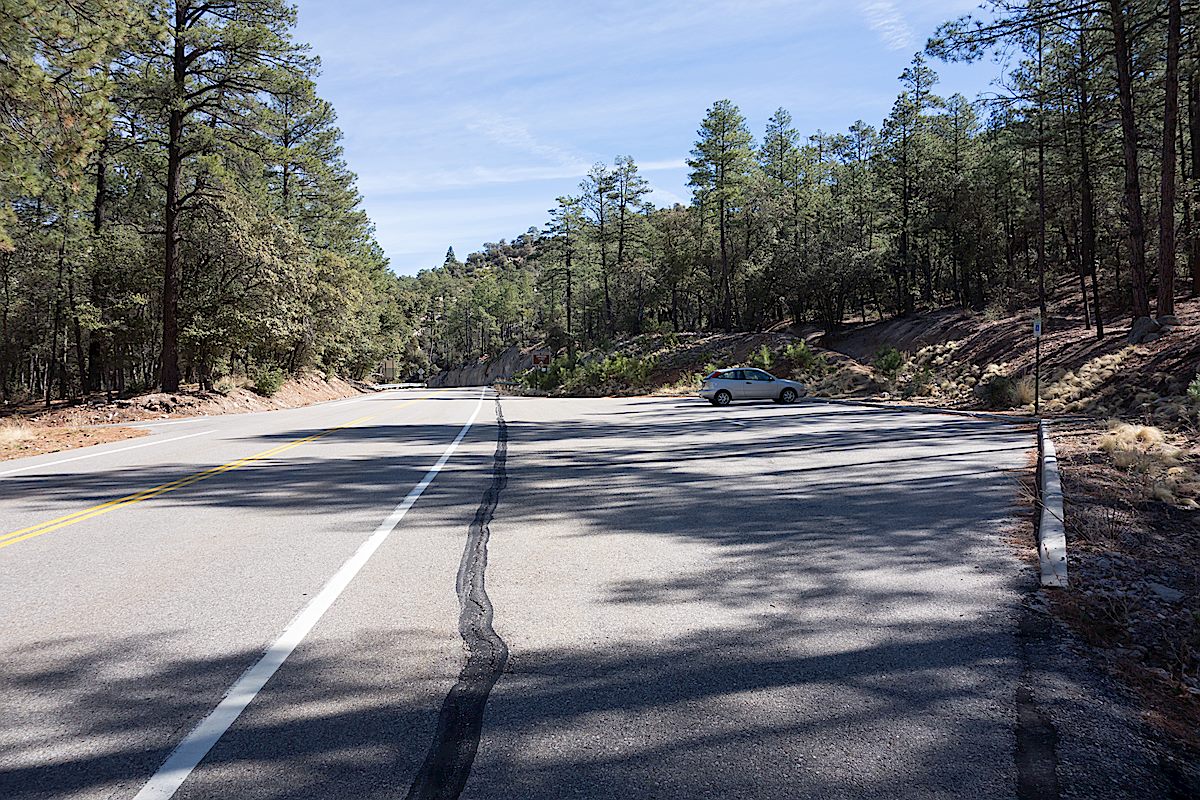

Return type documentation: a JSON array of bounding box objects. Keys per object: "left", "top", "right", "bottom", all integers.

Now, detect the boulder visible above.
[
  {"left": 1126, "top": 316, "right": 1161, "bottom": 344},
  {"left": 1147, "top": 581, "right": 1184, "bottom": 604}
]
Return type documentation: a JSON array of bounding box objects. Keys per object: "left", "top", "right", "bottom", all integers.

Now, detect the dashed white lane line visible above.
[
  {"left": 132, "top": 387, "right": 489, "bottom": 800},
  {"left": 0, "top": 430, "right": 216, "bottom": 478}
]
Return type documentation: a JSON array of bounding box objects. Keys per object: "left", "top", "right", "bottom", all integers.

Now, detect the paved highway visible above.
[{"left": 0, "top": 388, "right": 1034, "bottom": 799}]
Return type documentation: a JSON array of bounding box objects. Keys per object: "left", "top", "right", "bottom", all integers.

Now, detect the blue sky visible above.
[{"left": 293, "top": 0, "right": 999, "bottom": 275}]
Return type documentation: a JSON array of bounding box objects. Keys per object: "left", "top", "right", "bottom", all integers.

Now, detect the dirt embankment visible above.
[
  {"left": 434, "top": 292, "right": 1199, "bottom": 422},
  {"left": 0, "top": 372, "right": 368, "bottom": 462},
  {"left": 433, "top": 331, "right": 881, "bottom": 399},
  {"left": 822, "top": 294, "right": 1200, "bottom": 423}
]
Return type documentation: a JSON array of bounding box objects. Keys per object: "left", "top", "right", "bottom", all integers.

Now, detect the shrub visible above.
[
  {"left": 1188, "top": 372, "right": 1200, "bottom": 404},
  {"left": 0, "top": 419, "right": 35, "bottom": 444},
  {"left": 782, "top": 340, "right": 823, "bottom": 373},
  {"left": 522, "top": 353, "right": 657, "bottom": 393},
  {"left": 595, "top": 353, "right": 655, "bottom": 387},
  {"left": 518, "top": 355, "right": 570, "bottom": 392},
  {"left": 978, "top": 375, "right": 1017, "bottom": 409},
  {"left": 213, "top": 376, "right": 239, "bottom": 396},
  {"left": 902, "top": 366, "right": 934, "bottom": 397},
  {"left": 253, "top": 366, "right": 286, "bottom": 397},
  {"left": 1014, "top": 375, "right": 1037, "bottom": 406},
  {"left": 873, "top": 346, "right": 905, "bottom": 382},
  {"left": 748, "top": 344, "right": 773, "bottom": 370}
]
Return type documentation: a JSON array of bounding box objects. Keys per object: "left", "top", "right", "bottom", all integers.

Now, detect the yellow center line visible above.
[{"left": 0, "top": 392, "right": 436, "bottom": 552}]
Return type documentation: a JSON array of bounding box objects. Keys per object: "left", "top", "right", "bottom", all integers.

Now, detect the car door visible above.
[
  {"left": 744, "top": 369, "right": 775, "bottom": 399},
  {"left": 721, "top": 369, "right": 747, "bottom": 399}
]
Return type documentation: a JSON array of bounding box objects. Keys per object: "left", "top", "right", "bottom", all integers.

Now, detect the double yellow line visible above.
[{"left": 0, "top": 394, "right": 431, "bottom": 552}]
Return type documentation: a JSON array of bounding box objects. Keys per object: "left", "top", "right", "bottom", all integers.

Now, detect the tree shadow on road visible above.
[{"left": 0, "top": 399, "right": 1049, "bottom": 799}]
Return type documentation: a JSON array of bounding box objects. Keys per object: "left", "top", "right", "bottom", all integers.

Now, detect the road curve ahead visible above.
[{"left": 0, "top": 389, "right": 1032, "bottom": 800}]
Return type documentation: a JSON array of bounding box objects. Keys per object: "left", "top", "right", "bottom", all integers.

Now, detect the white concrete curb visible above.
[{"left": 1036, "top": 420, "right": 1068, "bottom": 588}]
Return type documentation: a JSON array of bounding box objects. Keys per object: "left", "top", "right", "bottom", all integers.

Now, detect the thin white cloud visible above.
[
  {"left": 466, "top": 113, "right": 587, "bottom": 170},
  {"left": 860, "top": 1, "right": 915, "bottom": 51}
]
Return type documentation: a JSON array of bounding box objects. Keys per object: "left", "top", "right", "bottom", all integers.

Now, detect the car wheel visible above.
[
  {"left": 713, "top": 390, "right": 732, "bottom": 406},
  {"left": 780, "top": 387, "right": 798, "bottom": 404}
]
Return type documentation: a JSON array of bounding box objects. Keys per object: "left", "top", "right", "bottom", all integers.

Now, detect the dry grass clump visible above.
[
  {"left": 1014, "top": 375, "right": 1037, "bottom": 406},
  {"left": 0, "top": 419, "right": 36, "bottom": 444},
  {"left": 899, "top": 341, "right": 1007, "bottom": 403},
  {"left": 1098, "top": 422, "right": 1198, "bottom": 507},
  {"left": 1048, "top": 348, "right": 1132, "bottom": 411}
]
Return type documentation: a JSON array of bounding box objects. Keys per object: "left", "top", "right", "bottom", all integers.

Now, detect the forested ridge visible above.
[
  {"left": 2, "top": 0, "right": 407, "bottom": 404},
  {"left": 403, "top": 0, "right": 1200, "bottom": 379},
  {"left": 4, "top": 2, "right": 1199, "bottom": 400}
]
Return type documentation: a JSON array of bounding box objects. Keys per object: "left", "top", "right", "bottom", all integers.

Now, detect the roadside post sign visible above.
[
  {"left": 1033, "top": 315, "right": 1042, "bottom": 415},
  {"left": 532, "top": 351, "right": 551, "bottom": 371}
]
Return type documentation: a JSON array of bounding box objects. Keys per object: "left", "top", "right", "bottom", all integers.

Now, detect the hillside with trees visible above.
[
  {"left": 1, "top": 0, "right": 408, "bottom": 406},
  {"left": 401, "top": 1, "right": 1198, "bottom": 393},
  {"left": 3, "top": 1, "right": 1198, "bottom": 412}
]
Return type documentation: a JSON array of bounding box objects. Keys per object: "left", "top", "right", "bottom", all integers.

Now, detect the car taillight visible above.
[{"left": 706, "top": 371, "right": 721, "bottom": 379}]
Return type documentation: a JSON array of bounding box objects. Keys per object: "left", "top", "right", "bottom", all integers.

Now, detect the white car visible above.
[{"left": 698, "top": 368, "right": 807, "bottom": 406}]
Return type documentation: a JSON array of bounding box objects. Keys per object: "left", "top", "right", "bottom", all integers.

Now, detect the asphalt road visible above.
[{"left": 0, "top": 388, "right": 1035, "bottom": 799}]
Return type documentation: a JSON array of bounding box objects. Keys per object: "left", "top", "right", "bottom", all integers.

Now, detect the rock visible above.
[
  {"left": 1126, "top": 316, "right": 1161, "bottom": 344},
  {"left": 1147, "top": 582, "right": 1184, "bottom": 603}
]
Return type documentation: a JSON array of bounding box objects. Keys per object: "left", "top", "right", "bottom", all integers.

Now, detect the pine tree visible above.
[{"left": 688, "top": 99, "right": 754, "bottom": 330}]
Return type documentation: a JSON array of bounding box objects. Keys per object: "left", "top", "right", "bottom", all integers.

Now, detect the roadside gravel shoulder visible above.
[{"left": 1022, "top": 587, "right": 1183, "bottom": 799}]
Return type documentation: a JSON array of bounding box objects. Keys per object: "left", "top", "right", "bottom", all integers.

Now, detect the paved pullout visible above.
[{"left": 0, "top": 389, "right": 1110, "bottom": 799}]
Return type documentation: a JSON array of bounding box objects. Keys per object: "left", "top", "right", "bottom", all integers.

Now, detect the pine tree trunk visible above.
[
  {"left": 1108, "top": 0, "right": 1152, "bottom": 320},
  {"left": 1189, "top": 70, "right": 1199, "bottom": 297},
  {"left": 160, "top": 1, "right": 186, "bottom": 392},
  {"left": 87, "top": 136, "right": 110, "bottom": 393},
  {"left": 1076, "top": 19, "right": 1103, "bottom": 338},
  {"left": 1036, "top": 25, "right": 1048, "bottom": 318},
  {"left": 719, "top": 196, "right": 732, "bottom": 331},
  {"left": 1156, "top": 0, "right": 1181, "bottom": 318}
]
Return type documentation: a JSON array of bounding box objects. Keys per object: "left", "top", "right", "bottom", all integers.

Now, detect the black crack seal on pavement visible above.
[
  {"left": 406, "top": 398, "right": 509, "bottom": 800},
  {"left": 1015, "top": 604, "right": 1062, "bottom": 800}
]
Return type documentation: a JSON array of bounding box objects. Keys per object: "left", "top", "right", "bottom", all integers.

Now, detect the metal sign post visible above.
[{"left": 1033, "top": 315, "right": 1042, "bottom": 415}]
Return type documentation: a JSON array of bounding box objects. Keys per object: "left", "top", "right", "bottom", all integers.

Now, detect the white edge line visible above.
[
  {"left": 0, "top": 430, "right": 216, "bottom": 478},
  {"left": 132, "top": 387, "right": 489, "bottom": 800},
  {"left": 128, "top": 417, "right": 212, "bottom": 428}
]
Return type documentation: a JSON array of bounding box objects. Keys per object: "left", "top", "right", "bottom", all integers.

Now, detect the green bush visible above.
[
  {"left": 253, "top": 366, "right": 286, "bottom": 397},
  {"left": 902, "top": 366, "right": 934, "bottom": 398},
  {"left": 1188, "top": 372, "right": 1200, "bottom": 404},
  {"left": 978, "top": 375, "right": 1017, "bottom": 409},
  {"left": 873, "top": 346, "right": 906, "bottom": 381},
  {"left": 517, "top": 355, "right": 570, "bottom": 391},
  {"left": 748, "top": 344, "right": 773, "bottom": 370},
  {"left": 519, "top": 353, "right": 657, "bottom": 393},
  {"left": 213, "top": 376, "right": 239, "bottom": 396},
  {"left": 781, "top": 340, "right": 824, "bottom": 373}
]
